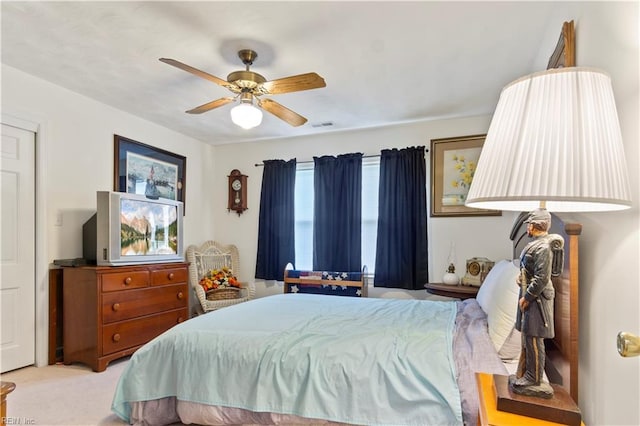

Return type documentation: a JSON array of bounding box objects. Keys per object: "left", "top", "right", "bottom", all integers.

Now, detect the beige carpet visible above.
[{"left": 1, "top": 357, "right": 131, "bottom": 426}]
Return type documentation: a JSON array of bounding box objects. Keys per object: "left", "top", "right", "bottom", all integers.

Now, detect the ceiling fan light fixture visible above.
[{"left": 230, "top": 101, "right": 262, "bottom": 129}]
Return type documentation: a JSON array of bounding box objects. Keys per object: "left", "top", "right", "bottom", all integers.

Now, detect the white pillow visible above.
[{"left": 476, "top": 259, "right": 521, "bottom": 360}]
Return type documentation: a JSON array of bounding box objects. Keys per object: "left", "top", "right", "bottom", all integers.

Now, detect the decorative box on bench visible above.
[{"left": 284, "top": 265, "right": 368, "bottom": 297}]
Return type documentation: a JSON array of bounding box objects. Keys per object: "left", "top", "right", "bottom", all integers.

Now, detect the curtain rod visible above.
[{"left": 254, "top": 154, "right": 381, "bottom": 167}]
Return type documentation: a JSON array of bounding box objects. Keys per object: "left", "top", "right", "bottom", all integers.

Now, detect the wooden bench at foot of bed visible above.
[{"left": 283, "top": 265, "right": 368, "bottom": 297}]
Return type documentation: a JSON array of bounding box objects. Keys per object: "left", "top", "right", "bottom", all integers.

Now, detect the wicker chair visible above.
[{"left": 187, "top": 241, "right": 256, "bottom": 314}]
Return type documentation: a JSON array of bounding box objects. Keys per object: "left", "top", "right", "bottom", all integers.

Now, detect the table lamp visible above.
[
  {"left": 465, "top": 66, "right": 633, "bottom": 401},
  {"left": 466, "top": 67, "right": 631, "bottom": 213}
]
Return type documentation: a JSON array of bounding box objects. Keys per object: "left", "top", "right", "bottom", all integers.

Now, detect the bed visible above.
[{"left": 111, "top": 214, "right": 581, "bottom": 425}]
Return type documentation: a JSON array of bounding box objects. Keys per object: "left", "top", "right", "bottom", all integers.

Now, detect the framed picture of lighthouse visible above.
[{"left": 114, "top": 135, "right": 186, "bottom": 214}]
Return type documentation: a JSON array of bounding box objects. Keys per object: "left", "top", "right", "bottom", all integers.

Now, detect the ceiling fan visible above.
[{"left": 160, "top": 49, "right": 326, "bottom": 128}]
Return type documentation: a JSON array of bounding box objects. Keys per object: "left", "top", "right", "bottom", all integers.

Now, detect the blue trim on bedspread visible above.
[{"left": 112, "top": 294, "right": 462, "bottom": 426}]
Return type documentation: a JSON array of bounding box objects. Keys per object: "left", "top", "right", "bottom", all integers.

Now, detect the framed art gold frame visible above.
[{"left": 430, "top": 134, "right": 501, "bottom": 217}]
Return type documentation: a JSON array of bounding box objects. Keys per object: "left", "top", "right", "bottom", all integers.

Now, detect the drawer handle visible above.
[
  {"left": 177, "top": 316, "right": 185, "bottom": 323},
  {"left": 112, "top": 333, "right": 121, "bottom": 342},
  {"left": 177, "top": 291, "right": 184, "bottom": 300},
  {"left": 168, "top": 272, "right": 175, "bottom": 280},
  {"left": 112, "top": 303, "right": 120, "bottom": 311},
  {"left": 124, "top": 277, "right": 132, "bottom": 285}
]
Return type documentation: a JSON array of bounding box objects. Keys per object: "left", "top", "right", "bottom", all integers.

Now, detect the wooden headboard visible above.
[{"left": 511, "top": 213, "right": 582, "bottom": 402}]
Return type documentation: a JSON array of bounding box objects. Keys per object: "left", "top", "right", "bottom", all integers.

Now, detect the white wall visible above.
[
  {"left": 2, "top": 65, "right": 218, "bottom": 256},
  {"left": 210, "top": 118, "right": 518, "bottom": 298},
  {"left": 568, "top": 4, "right": 640, "bottom": 425}
]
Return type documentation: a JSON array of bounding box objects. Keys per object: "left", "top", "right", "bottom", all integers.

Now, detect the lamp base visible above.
[{"left": 442, "top": 272, "right": 459, "bottom": 285}]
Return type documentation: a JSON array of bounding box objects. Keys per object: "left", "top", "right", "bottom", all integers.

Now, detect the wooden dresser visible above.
[{"left": 62, "top": 262, "right": 189, "bottom": 372}]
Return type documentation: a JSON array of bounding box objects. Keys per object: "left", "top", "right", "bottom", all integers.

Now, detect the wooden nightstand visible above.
[
  {"left": 476, "top": 372, "right": 584, "bottom": 426},
  {"left": 424, "top": 282, "right": 479, "bottom": 299}
]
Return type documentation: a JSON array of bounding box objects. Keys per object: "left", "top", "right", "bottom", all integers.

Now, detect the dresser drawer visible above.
[
  {"left": 102, "top": 284, "right": 188, "bottom": 324},
  {"left": 102, "top": 270, "right": 150, "bottom": 292},
  {"left": 151, "top": 267, "right": 188, "bottom": 286},
  {"left": 102, "top": 308, "right": 187, "bottom": 355}
]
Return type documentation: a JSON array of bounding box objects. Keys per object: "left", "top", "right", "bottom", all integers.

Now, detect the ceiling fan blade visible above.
[
  {"left": 186, "top": 97, "right": 235, "bottom": 114},
  {"left": 260, "top": 72, "right": 326, "bottom": 95},
  {"left": 258, "top": 98, "right": 308, "bottom": 127},
  {"left": 159, "top": 58, "right": 237, "bottom": 91}
]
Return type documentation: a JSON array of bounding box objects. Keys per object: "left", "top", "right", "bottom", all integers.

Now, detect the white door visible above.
[{"left": 1, "top": 123, "right": 36, "bottom": 372}]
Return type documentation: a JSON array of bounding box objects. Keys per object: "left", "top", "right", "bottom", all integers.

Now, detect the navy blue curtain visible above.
[
  {"left": 313, "top": 153, "right": 363, "bottom": 271},
  {"left": 374, "top": 146, "right": 428, "bottom": 289},
  {"left": 255, "top": 159, "right": 296, "bottom": 280}
]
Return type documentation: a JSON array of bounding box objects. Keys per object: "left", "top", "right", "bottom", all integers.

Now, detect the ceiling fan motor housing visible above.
[{"left": 227, "top": 70, "right": 266, "bottom": 89}]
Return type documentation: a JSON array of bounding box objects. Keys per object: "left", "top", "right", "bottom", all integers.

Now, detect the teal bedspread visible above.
[{"left": 112, "top": 294, "right": 462, "bottom": 425}]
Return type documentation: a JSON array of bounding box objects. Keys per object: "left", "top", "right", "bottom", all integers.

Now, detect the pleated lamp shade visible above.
[{"left": 465, "top": 67, "right": 632, "bottom": 212}]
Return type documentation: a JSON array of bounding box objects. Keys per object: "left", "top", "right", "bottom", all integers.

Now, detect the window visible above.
[
  {"left": 294, "top": 165, "right": 314, "bottom": 270},
  {"left": 294, "top": 159, "right": 379, "bottom": 271},
  {"left": 361, "top": 159, "right": 379, "bottom": 272}
]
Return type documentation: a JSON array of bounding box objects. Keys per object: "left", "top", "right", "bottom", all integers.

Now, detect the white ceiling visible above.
[{"left": 1, "top": 1, "right": 580, "bottom": 145}]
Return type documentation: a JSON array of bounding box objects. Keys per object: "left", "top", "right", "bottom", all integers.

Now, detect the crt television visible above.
[{"left": 83, "top": 191, "right": 184, "bottom": 266}]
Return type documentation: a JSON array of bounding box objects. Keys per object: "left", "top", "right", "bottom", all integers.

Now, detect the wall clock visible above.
[{"left": 227, "top": 169, "right": 248, "bottom": 216}]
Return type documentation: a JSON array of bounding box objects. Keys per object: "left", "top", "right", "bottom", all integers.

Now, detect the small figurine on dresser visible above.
[{"left": 510, "top": 208, "right": 564, "bottom": 398}]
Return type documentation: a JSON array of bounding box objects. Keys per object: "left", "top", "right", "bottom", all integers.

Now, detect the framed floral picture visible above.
[{"left": 430, "top": 134, "right": 501, "bottom": 217}]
